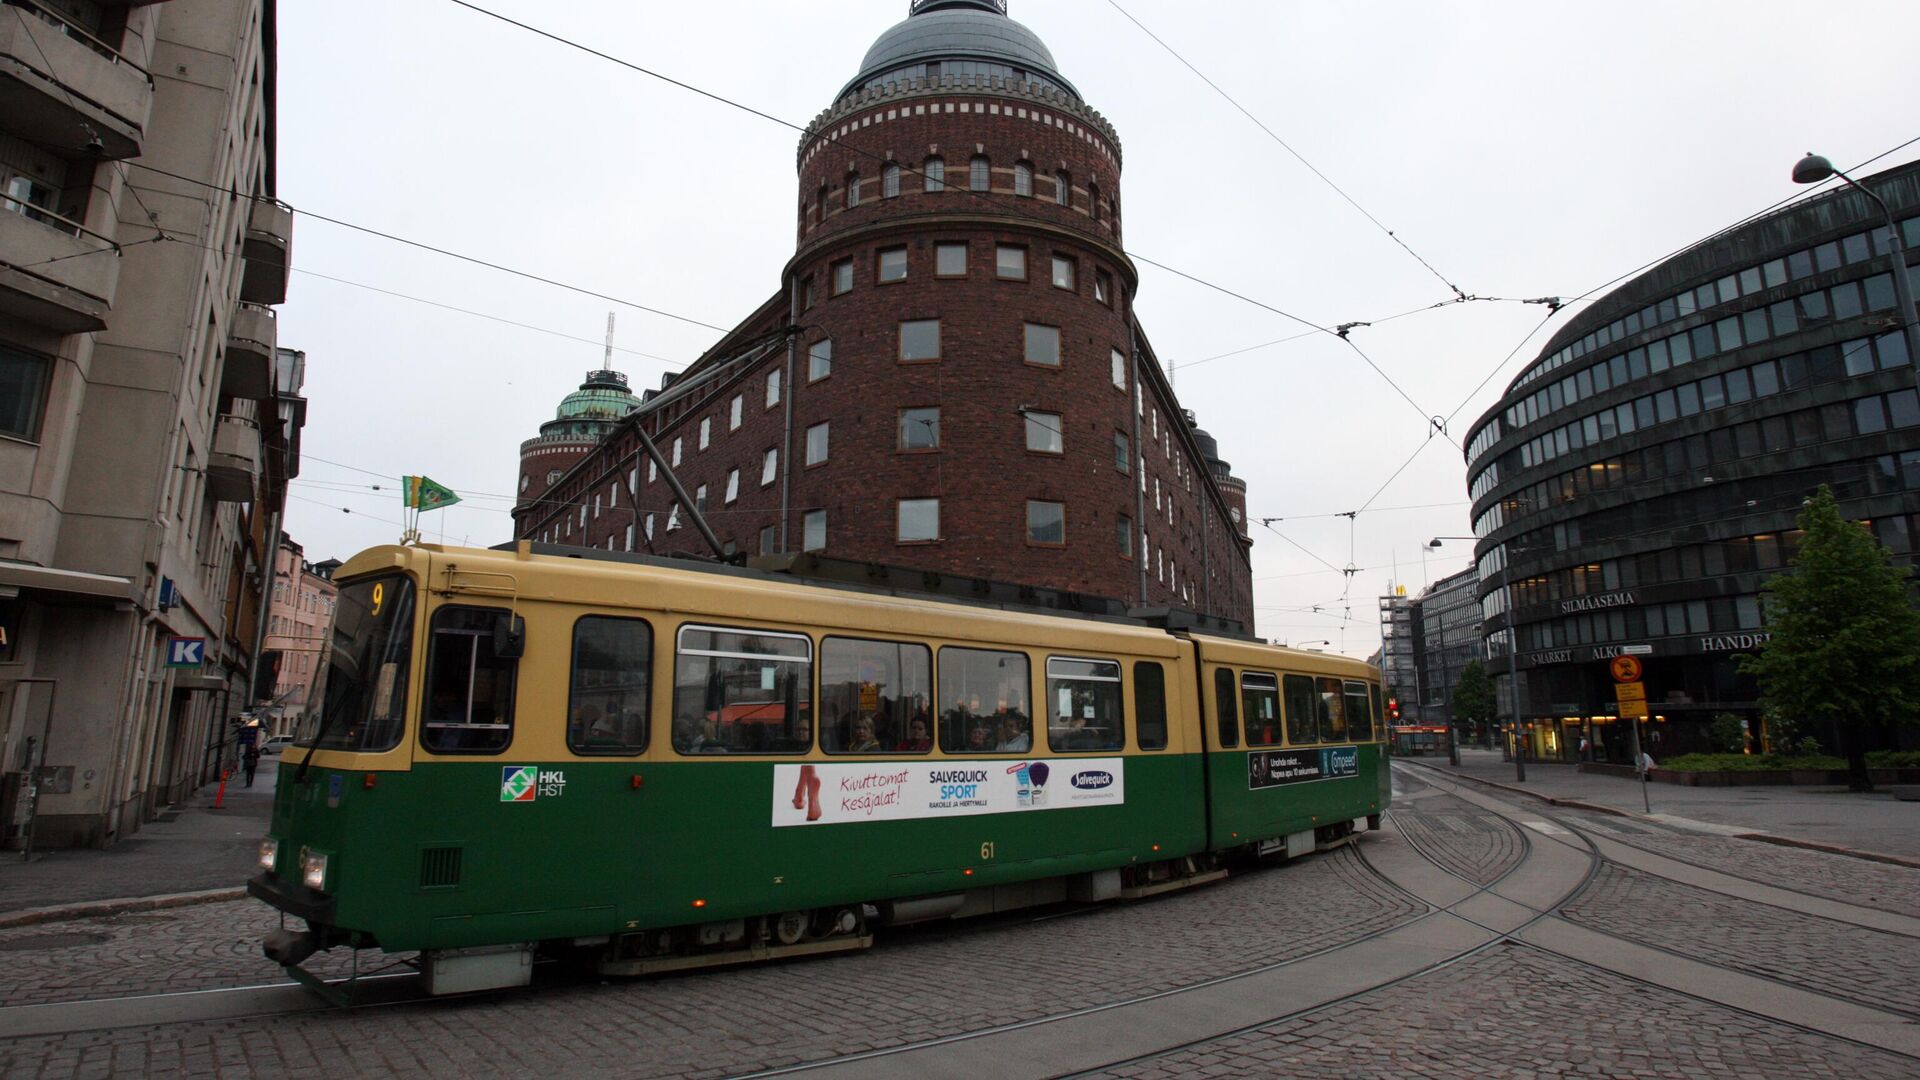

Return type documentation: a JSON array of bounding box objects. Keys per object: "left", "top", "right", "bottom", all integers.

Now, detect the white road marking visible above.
[{"left": 1520, "top": 820, "right": 1567, "bottom": 835}]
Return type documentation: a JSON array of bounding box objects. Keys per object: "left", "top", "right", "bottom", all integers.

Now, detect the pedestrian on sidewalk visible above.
[
  {"left": 1578, "top": 735, "right": 1590, "bottom": 762},
  {"left": 1638, "top": 749, "right": 1656, "bottom": 779},
  {"left": 242, "top": 743, "right": 261, "bottom": 788}
]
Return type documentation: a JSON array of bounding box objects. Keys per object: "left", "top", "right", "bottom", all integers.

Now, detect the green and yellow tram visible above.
[{"left": 252, "top": 542, "right": 1389, "bottom": 994}]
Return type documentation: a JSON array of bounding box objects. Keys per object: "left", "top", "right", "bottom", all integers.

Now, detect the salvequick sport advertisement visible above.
[
  {"left": 771, "top": 758, "right": 1125, "bottom": 826},
  {"left": 1246, "top": 746, "right": 1360, "bottom": 790}
]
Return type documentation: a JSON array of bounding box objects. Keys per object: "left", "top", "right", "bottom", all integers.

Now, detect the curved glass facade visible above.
[{"left": 1464, "top": 161, "right": 1920, "bottom": 763}]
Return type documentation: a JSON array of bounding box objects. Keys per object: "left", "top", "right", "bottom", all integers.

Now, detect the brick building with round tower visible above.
[{"left": 512, "top": 0, "right": 1255, "bottom": 628}]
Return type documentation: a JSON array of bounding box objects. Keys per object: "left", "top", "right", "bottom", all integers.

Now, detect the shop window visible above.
[
  {"left": 672, "top": 625, "right": 812, "bottom": 754},
  {"left": 568, "top": 616, "right": 652, "bottom": 754}
]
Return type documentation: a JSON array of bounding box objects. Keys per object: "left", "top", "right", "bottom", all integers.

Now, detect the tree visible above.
[
  {"left": 1451, "top": 660, "right": 1497, "bottom": 739},
  {"left": 1738, "top": 486, "right": 1920, "bottom": 792}
]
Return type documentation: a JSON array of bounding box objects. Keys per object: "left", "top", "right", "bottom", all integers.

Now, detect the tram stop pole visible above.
[{"left": 1628, "top": 718, "right": 1652, "bottom": 814}]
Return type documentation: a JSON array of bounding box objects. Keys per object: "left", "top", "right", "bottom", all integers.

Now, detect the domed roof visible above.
[
  {"left": 840, "top": 2, "right": 1078, "bottom": 100},
  {"left": 553, "top": 370, "right": 637, "bottom": 423}
]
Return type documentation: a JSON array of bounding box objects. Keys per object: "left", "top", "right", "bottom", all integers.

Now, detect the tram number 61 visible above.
[{"left": 980, "top": 841, "right": 997, "bottom": 860}]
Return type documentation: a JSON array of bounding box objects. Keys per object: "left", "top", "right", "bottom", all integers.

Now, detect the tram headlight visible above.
[
  {"left": 301, "top": 850, "right": 329, "bottom": 891},
  {"left": 258, "top": 837, "right": 278, "bottom": 873}
]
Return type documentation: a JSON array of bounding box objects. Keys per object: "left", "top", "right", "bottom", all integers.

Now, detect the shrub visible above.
[{"left": 1659, "top": 752, "right": 1845, "bottom": 772}]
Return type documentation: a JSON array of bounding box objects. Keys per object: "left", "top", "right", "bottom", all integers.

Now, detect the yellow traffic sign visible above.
[
  {"left": 1618, "top": 700, "right": 1649, "bottom": 718},
  {"left": 1614, "top": 681, "right": 1646, "bottom": 703}
]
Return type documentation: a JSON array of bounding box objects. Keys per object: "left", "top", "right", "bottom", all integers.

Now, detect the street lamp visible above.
[
  {"left": 1431, "top": 536, "right": 1525, "bottom": 782},
  {"left": 1291, "top": 639, "right": 1330, "bottom": 649},
  {"left": 1792, "top": 153, "right": 1920, "bottom": 393}
]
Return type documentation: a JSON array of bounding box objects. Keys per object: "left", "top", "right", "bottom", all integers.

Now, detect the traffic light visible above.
[{"left": 1388, "top": 698, "right": 1401, "bottom": 722}]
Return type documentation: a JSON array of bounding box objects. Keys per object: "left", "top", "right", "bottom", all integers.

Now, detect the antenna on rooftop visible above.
[{"left": 603, "top": 311, "right": 616, "bottom": 368}]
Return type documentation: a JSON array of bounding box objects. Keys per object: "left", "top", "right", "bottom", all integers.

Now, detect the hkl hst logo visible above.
[{"left": 501, "top": 766, "right": 568, "bottom": 802}]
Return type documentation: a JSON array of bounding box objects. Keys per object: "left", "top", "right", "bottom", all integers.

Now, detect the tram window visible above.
[
  {"left": 1370, "top": 684, "right": 1385, "bottom": 743},
  {"left": 672, "top": 625, "right": 813, "bottom": 754},
  {"left": 306, "top": 574, "right": 414, "bottom": 753},
  {"left": 1213, "top": 667, "right": 1239, "bottom": 748},
  {"left": 421, "top": 606, "right": 518, "bottom": 754},
  {"left": 937, "top": 647, "right": 1031, "bottom": 754},
  {"left": 1284, "top": 674, "right": 1318, "bottom": 745},
  {"left": 1344, "top": 680, "right": 1374, "bottom": 742},
  {"left": 567, "top": 616, "right": 652, "bottom": 755},
  {"left": 821, "top": 637, "right": 932, "bottom": 754},
  {"left": 1046, "top": 657, "right": 1124, "bottom": 752},
  {"left": 1318, "top": 676, "right": 1348, "bottom": 742},
  {"left": 1241, "top": 672, "right": 1281, "bottom": 747},
  {"left": 1134, "top": 662, "right": 1168, "bottom": 750}
]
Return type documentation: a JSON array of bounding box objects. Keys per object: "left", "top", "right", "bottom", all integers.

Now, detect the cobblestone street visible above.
[{"left": 2, "top": 762, "right": 1917, "bottom": 1078}]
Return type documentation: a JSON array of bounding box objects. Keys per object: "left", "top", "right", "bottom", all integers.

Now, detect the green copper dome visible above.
[{"left": 540, "top": 370, "right": 637, "bottom": 439}]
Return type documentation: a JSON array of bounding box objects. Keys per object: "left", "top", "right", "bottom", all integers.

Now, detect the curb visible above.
[
  {"left": 0, "top": 887, "right": 247, "bottom": 931},
  {"left": 1399, "top": 758, "right": 1920, "bottom": 869}
]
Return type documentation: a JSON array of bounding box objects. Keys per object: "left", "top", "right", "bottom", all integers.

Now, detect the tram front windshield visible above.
[{"left": 299, "top": 575, "right": 416, "bottom": 753}]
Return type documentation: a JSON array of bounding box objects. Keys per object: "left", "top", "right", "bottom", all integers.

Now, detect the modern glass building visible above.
[{"left": 1462, "top": 160, "right": 1920, "bottom": 764}]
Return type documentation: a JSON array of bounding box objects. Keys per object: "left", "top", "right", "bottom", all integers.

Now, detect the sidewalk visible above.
[
  {"left": 1408, "top": 747, "right": 1920, "bottom": 862},
  {"left": 0, "top": 759, "right": 274, "bottom": 923}
]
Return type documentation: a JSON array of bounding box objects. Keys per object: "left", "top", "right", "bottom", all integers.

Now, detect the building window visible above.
[
  {"left": 1014, "top": 161, "right": 1032, "bottom": 197},
  {"left": 759, "top": 524, "right": 776, "bottom": 555},
  {"left": 1054, "top": 170, "right": 1071, "bottom": 206},
  {"left": 832, "top": 259, "right": 853, "bottom": 295},
  {"left": 899, "top": 407, "right": 940, "bottom": 450},
  {"left": 648, "top": 459, "right": 658, "bottom": 483},
  {"left": 1, "top": 346, "right": 50, "bottom": 441},
  {"left": 925, "top": 157, "right": 945, "bottom": 192},
  {"left": 900, "top": 319, "right": 941, "bottom": 361},
  {"left": 1111, "top": 348, "right": 1127, "bottom": 389},
  {"left": 1114, "top": 431, "right": 1130, "bottom": 472},
  {"left": 898, "top": 498, "right": 940, "bottom": 542},
  {"left": 1116, "top": 515, "right": 1132, "bottom": 558},
  {"left": 1024, "top": 323, "right": 1061, "bottom": 367},
  {"left": 816, "top": 184, "right": 828, "bottom": 225},
  {"left": 1089, "top": 180, "right": 1102, "bottom": 221},
  {"left": 997, "top": 245, "right": 1026, "bottom": 280},
  {"left": 803, "top": 509, "right": 827, "bottom": 551},
  {"left": 667, "top": 505, "right": 681, "bottom": 531},
  {"left": 877, "top": 247, "right": 908, "bottom": 283},
  {"left": 883, "top": 163, "right": 901, "bottom": 198},
  {"left": 1024, "top": 410, "right": 1063, "bottom": 454},
  {"left": 846, "top": 171, "right": 861, "bottom": 208},
  {"left": 1094, "top": 271, "right": 1112, "bottom": 305},
  {"left": 1051, "top": 255, "right": 1075, "bottom": 291},
  {"left": 936, "top": 243, "right": 967, "bottom": 277},
  {"left": 671, "top": 437, "right": 683, "bottom": 466},
  {"left": 1027, "top": 500, "right": 1066, "bottom": 546},
  {"left": 801, "top": 276, "right": 815, "bottom": 310},
  {"left": 970, "top": 155, "right": 990, "bottom": 191},
  {"left": 699, "top": 417, "right": 711, "bottom": 450},
  {"left": 761, "top": 448, "right": 778, "bottom": 485},
  {"left": 808, "top": 339, "right": 832, "bottom": 381},
  {"left": 730, "top": 394, "right": 743, "bottom": 430},
  {"left": 725, "top": 468, "right": 740, "bottom": 503},
  {"left": 766, "top": 369, "right": 781, "bottom": 408},
  {"left": 806, "top": 421, "right": 830, "bottom": 465},
  {"left": 695, "top": 484, "right": 709, "bottom": 513},
  {"left": 644, "top": 513, "right": 656, "bottom": 541}
]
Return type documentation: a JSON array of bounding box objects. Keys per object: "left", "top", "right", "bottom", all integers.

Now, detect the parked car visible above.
[{"left": 261, "top": 735, "right": 295, "bottom": 755}]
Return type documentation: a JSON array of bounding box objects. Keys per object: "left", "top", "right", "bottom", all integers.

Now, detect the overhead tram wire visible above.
[
  {"left": 1104, "top": 0, "right": 1466, "bottom": 301},
  {"left": 442, "top": 0, "right": 1461, "bottom": 436},
  {"left": 120, "top": 159, "right": 732, "bottom": 335}
]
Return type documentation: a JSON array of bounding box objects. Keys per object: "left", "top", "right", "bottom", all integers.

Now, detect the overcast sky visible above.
[{"left": 273, "top": 0, "right": 1920, "bottom": 657}]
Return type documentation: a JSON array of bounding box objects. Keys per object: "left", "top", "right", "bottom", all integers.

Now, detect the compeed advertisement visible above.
[
  {"left": 771, "top": 757, "right": 1125, "bottom": 827},
  {"left": 1247, "top": 746, "right": 1360, "bottom": 790}
]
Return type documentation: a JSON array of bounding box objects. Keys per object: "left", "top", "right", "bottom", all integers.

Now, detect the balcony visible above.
[
  {"left": 0, "top": 205, "right": 116, "bottom": 331},
  {"left": 240, "top": 199, "right": 292, "bottom": 305},
  {"left": 206, "top": 415, "right": 260, "bottom": 502},
  {"left": 0, "top": 0, "right": 154, "bottom": 160},
  {"left": 221, "top": 304, "right": 276, "bottom": 400}
]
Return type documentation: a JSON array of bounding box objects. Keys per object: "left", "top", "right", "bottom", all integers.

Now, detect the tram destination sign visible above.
[{"left": 1247, "top": 746, "right": 1360, "bottom": 790}]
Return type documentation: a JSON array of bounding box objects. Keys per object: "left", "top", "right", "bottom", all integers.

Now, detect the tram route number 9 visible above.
[
  {"left": 370, "top": 582, "right": 384, "bottom": 615},
  {"left": 980, "top": 841, "right": 996, "bottom": 860}
]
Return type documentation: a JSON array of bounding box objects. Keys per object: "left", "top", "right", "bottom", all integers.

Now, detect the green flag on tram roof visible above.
[{"left": 403, "top": 475, "right": 461, "bottom": 511}]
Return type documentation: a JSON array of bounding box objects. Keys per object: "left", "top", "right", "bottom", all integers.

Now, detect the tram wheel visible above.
[{"left": 773, "top": 911, "right": 808, "bottom": 946}]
